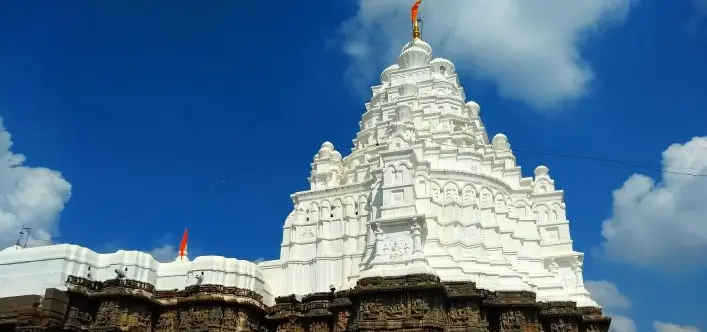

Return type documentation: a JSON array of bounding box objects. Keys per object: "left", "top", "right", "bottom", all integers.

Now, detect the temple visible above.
[{"left": 0, "top": 5, "right": 610, "bottom": 332}]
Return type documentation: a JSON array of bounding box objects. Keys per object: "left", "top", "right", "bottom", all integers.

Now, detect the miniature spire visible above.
[{"left": 411, "top": 0, "right": 423, "bottom": 39}]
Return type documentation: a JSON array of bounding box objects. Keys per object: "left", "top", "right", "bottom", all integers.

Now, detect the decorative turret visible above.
[{"left": 309, "top": 142, "right": 344, "bottom": 190}]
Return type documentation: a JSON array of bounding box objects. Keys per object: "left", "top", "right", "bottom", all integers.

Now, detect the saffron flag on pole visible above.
[
  {"left": 411, "top": 0, "right": 422, "bottom": 24},
  {"left": 179, "top": 228, "right": 188, "bottom": 260}
]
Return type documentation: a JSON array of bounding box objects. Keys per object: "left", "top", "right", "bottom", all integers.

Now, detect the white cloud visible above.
[
  {"left": 339, "top": 0, "right": 632, "bottom": 109},
  {"left": 654, "top": 322, "right": 701, "bottom": 332},
  {"left": 584, "top": 280, "right": 637, "bottom": 332},
  {"left": 148, "top": 244, "right": 176, "bottom": 263},
  {"left": 0, "top": 117, "right": 71, "bottom": 248},
  {"left": 585, "top": 280, "right": 631, "bottom": 309},
  {"left": 610, "top": 314, "right": 638, "bottom": 332},
  {"left": 600, "top": 137, "right": 707, "bottom": 269}
]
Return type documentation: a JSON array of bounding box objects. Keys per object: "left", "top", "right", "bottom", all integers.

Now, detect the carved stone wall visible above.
[{"left": 0, "top": 274, "right": 610, "bottom": 332}]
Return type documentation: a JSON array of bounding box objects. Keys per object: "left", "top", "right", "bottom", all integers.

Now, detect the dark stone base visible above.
[{"left": 0, "top": 274, "right": 610, "bottom": 332}]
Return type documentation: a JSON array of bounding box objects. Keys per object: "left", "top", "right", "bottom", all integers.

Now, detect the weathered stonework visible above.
[{"left": 0, "top": 274, "right": 609, "bottom": 332}]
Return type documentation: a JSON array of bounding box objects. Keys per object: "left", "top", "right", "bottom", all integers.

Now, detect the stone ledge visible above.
[{"left": 0, "top": 274, "right": 609, "bottom": 332}]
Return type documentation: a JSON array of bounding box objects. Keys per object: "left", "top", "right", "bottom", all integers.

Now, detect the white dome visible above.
[
  {"left": 380, "top": 64, "right": 400, "bottom": 83},
  {"left": 398, "top": 39, "right": 432, "bottom": 69},
  {"left": 430, "top": 58, "right": 455, "bottom": 75},
  {"left": 466, "top": 101, "right": 481, "bottom": 115}
]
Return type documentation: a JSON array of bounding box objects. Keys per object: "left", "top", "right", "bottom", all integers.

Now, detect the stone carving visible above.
[
  {"left": 384, "top": 295, "right": 406, "bottom": 319},
  {"left": 335, "top": 311, "right": 350, "bottom": 332},
  {"left": 276, "top": 320, "right": 304, "bottom": 332},
  {"left": 500, "top": 310, "right": 524, "bottom": 332},
  {"left": 94, "top": 301, "right": 121, "bottom": 326},
  {"left": 310, "top": 321, "right": 329, "bottom": 332},
  {"left": 65, "top": 301, "right": 93, "bottom": 330},
  {"left": 301, "top": 226, "right": 316, "bottom": 239},
  {"left": 447, "top": 303, "right": 480, "bottom": 326},
  {"left": 361, "top": 299, "right": 383, "bottom": 320},
  {"left": 0, "top": 273, "right": 611, "bottom": 332},
  {"left": 550, "top": 318, "right": 578, "bottom": 332},
  {"left": 236, "top": 310, "right": 248, "bottom": 330},
  {"left": 155, "top": 309, "right": 178, "bottom": 332},
  {"left": 410, "top": 297, "right": 429, "bottom": 318},
  {"left": 382, "top": 239, "right": 411, "bottom": 260}
]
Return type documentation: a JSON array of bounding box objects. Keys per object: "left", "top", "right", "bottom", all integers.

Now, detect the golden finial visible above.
[{"left": 411, "top": 0, "right": 422, "bottom": 39}]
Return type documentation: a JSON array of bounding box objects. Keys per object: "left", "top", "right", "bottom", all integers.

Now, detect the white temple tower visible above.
[{"left": 258, "top": 29, "right": 597, "bottom": 308}]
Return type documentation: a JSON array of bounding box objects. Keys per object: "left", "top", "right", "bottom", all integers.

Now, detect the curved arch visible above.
[
  {"left": 535, "top": 180, "right": 551, "bottom": 193},
  {"left": 430, "top": 181, "right": 442, "bottom": 200},
  {"left": 415, "top": 176, "right": 428, "bottom": 195},
  {"left": 479, "top": 187, "right": 493, "bottom": 206},
  {"left": 332, "top": 198, "right": 344, "bottom": 219},
  {"left": 462, "top": 184, "right": 477, "bottom": 205},
  {"left": 534, "top": 204, "right": 550, "bottom": 223},
  {"left": 389, "top": 133, "right": 410, "bottom": 149},
  {"left": 514, "top": 200, "right": 530, "bottom": 218},
  {"left": 443, "top": 182, "right": 460, "bottom": 201},
  {"left": 320, "top": 200, "right": 332, "bottom": 219},
  {"left": 358, "top": 195, "right": 369, "bottom": 214},
  {"left": 345, "top": 196, "right": 356, "bottom": 217},
  {"left": 552, "top": 202, "right": 564, "bottom": 221},
  {"left": 494, "top": 193, "right": 506, "bottom": 210},
  {"left": 308, "top": 202, "right": 320, "bottom": 222}
]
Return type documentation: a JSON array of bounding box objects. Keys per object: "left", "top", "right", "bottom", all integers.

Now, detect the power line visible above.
[
  {"left": 0, "top": 229, "right": 53, "bottom": 245},
  {"left": 422, "top": 140, "right": 707, "bottom": 177}
]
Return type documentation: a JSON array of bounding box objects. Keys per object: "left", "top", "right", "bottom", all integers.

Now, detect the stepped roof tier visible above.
[{"left": 0, "top": 31, "right": 598, "bottom": 309}]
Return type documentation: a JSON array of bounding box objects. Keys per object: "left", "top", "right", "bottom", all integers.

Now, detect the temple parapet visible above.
[
  {"left": 0, "top": 273, "right": 609, "bottom": 332},
  {"left": 0, "top": 244, "right": 273, "bottom": 305}
]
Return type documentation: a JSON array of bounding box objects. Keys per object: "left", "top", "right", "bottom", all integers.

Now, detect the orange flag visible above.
[
  {"left": 411, "top": 0, "right": 422, "bottom": 24},
  {"left": 178, "top": 228, "right": 188, "bottom": 260}
]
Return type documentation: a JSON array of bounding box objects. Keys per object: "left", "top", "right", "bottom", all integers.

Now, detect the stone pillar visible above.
[
  {"left": 411, "top": 217, "right": 423, "bottom": 255},
  {"left": 371, "top": 223, "right": 384, "bottom": 261},
  {"left": 572, "top": 260, "right": 585, "bottom": 288}
]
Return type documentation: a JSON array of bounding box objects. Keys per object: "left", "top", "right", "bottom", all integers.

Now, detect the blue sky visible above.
[{"left": 0, "top": 1, "right": 705, "bottom": 331}]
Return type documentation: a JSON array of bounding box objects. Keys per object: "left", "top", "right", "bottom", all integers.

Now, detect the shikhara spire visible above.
[{"left": 258, "top": 3, "right": 598, "bottom": 308}]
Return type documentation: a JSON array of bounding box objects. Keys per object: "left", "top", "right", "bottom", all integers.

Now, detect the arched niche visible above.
[{"left": 443, "top": 182, "right": 460, "bottom": 201}]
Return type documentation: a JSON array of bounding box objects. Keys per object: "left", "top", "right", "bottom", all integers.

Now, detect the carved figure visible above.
[
  {"left": 155, "top": 310, "right": 178, "bottom": 332},
  {"left": 236, "top": 311, "right": 248, "bottom": 330},
  {"left": 336, "top": 311, "right": 350, "bottom": 331},
  {"left": 277, "top": 320, "right": 304, "bottom": 332},
  {"left": 95, "top": 301, "right": 120, "bottom": 326},
  {"left": 410, "top": 298, "right": 429, "bottom": 317},
  {"left": 221, "top": 308, "right": 237, "bottom": 332},
  {"left": 382, "top": 239, "right": 411, "bottom": 260},
  {"left": 385, "top": 296, "right": 406, "bottom": 319},
  {"left": 361, "top": 301, "right": 381, "bottom": 320},
  {"left": 310, "top": 321, "right": 329, "bottom": 332},
  {"left": 500, "top": 310, "right": 523, "bottom": 332}
]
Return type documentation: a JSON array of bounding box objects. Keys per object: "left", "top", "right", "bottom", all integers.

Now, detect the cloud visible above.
[
  {"left": 0, "top": 117, "right": 72, "bottom": 248},
  {"left": 584, "top": 280, "right": 636, "bottom": 332},
  {"left": 653, "top": 322, "right": 701, "bottom": 332},
  {"left": 585, "top": 280, "right": 631, "bottom": 309},
  {"left": 610, "top": 315, "right": 638, "bottom": 332},
  {"left": 600, "top": 137, "right": 707, "bottom": 269},
  {"left": 149, "top": 244, "right": 176, "bottom": 263},
  {"left": 339, "top": 0, "right": 632, "bottom": 110}
]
